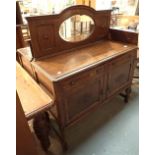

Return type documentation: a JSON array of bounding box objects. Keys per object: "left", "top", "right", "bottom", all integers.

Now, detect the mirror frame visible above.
[{"left": 58, "top": 14, "right": 96, "bottom": 43}]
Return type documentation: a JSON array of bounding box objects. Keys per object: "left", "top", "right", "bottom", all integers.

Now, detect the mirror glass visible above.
[{"left": 59, "top": 15, "right": 95, "bottom": 42}]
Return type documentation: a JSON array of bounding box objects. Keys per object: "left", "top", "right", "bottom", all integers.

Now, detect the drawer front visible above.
[{"left": 62, "top": 66, "right": 103, "bottom": 90}]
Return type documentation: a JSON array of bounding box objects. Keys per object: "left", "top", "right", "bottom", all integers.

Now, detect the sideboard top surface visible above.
[{"left": 25, "top": 40, "right": 137, "bottom": 81}]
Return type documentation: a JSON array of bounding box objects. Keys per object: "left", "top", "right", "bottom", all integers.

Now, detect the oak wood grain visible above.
[
  {"left": 16, "top": 62, "right": 53, "bottom": 120},
  {"left": 31, "top": 40, "right": 137, "bottom": 81}
]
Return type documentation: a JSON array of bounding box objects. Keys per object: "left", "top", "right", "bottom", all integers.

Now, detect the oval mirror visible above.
[{"left": 59, "top": 14, "right": 95, "bottom": 42}]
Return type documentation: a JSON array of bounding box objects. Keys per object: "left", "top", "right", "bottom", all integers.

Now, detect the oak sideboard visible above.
[{"left": 17, "top": 5, "right": 138, "bottom": 149}]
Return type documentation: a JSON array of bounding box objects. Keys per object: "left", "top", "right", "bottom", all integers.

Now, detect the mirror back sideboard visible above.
[{"left": 26, "top": 5, "right": 111, "bottom": 59}]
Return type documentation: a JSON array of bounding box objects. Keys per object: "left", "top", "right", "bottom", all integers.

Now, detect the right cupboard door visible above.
[{"left": 107, "top": 53, "right": 133, "bottom": 97}]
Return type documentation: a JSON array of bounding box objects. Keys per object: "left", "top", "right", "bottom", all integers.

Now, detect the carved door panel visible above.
[
  {"left": 107, "top": 53, "right": 133, "bottom": 97},
  {"left": 61, "top": 66, "right": 104, "bottom": 124},
  {"left": 37, "top": 25, "right": 55, "bottom": 51}
]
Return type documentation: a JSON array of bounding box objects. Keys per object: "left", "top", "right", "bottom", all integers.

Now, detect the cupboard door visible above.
[
  {"left": 61, "top": 66, "right": 104, "bottom": 123},
  {"left": 107, "top": 53, "right": 133, "bottom": 97}
]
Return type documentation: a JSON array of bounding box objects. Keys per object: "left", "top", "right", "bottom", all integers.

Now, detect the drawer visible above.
[
  {"left": 61, "top": 65, "right": 103, "bottom": 90},
  {"left": 109, "top": 52, "right": 132, "bottom": 66}
]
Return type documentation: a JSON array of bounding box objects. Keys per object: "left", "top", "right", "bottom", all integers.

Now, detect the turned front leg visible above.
[{"left": 124, "top": 87, "right": 132, "bottom": 103}]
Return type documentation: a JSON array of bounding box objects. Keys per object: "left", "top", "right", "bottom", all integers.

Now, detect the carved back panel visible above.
[{"left": 27, "top": 5, "right": 111, "bottom": 59}]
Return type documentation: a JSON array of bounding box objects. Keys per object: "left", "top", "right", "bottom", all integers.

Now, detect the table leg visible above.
[
  {"left": 58, "top": 126, "right": 68, "bottom": 151},
  {"left": 119, "top": 86, "right": 132, "bottom": 103},
  {"left": 124, "top": 87, "right": 132, "bottom": 103},
  {"left": 48, "top": 109, "right": 68, "bottom": 151}
]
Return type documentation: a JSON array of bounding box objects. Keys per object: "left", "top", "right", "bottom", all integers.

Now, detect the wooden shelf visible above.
[{"left": 16, "top": 62, "right": 54, "bottom": 120}]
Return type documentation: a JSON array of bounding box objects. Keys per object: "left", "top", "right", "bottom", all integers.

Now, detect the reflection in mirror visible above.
[{"left": 59, "top": 15, "right": 95, "bottom": 42}]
